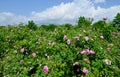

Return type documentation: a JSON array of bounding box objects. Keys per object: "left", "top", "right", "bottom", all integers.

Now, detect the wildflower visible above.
[
  {"left": 54, "top": 28, "right": 57, "bottom": 32},
  {"left": 74, "top": 36, "right": 79, "bottom": 41},
  {"left": 20, "top": 60, "right": 24, "bottom": 64},
  {"left": 13, "top": 45, "right": 17, "bottom": 48},
  {"left": 73, "top": 62, "right": 79, "bottom": 66},
  {"left": 21, "top": 48, "right": 24, "bottom": 53},
  {"left": 26, "top": 52, "right": 28, "bottom": 55},
  {"left": 32, "top": 52, "right": 36, "bottom": 57},
  {"left": 30, "top": 29, "right": 32, "bottom": 32},
  {"left": 83, "top": 58, "right": 88, "bottom": 63},
  {"left": 104, "top": 59, "right": 111, "bottom": 65},
  {"left": 100, "top": 36, "right": 104, "bottom": 39},
  {"left": 67, "top": 39, "right": 71, "bottom": 45},
  {"left": 89, "top": 50, "right": 95, "bottom": 54},
  {"left": 30, "top": 67, "right": 33, "bottom": 71},
  {"left": 80, "top": 50, "right": 86, "bottom": 54},
  {"left": 43, "top": 66, "right": 49, "bottom": 73},
  {"left": 107, "top": 48, "right": 111, "bottom": 52},
  {"left": 77, "top": 68, "right": 80, "bottom": 72},
  {"left": 45, "top": 54, "right": 48, "bottom": 57},
  {"left": 48, "top": 42, "right": 51, "bottom": 45},
  {"left": 80, "top": 49, "right": 89, "bottom": 54},
  {"left": 14, "top": 50, "right": 17, "bottom": 53},
  {"left": 80, "top": 49, "right": 95, "bottom": 55},
  {"left": 47, "top": 56, "right": 50, "bottom": 60},
  {"left": 36, "top": 41, "right": 40, "bottom": 44},
  {"left": 24, "top": 67, "right": 27, "bottom": 70},
  {"left": 39, "top": 64, "right": 42, "bottom": 66},
  {"left": 83, "top": 30, "right": 86, "bottom": 33},
  {"left": 84, "top": 36, "right": 89, "bottom": 41},
  {"left": 82, "top": 67, "right": 89, "bottom": 74},
  {"left": 63, "top": 35, "right": 67, "bottom": 40},
  {"left": 73, "top": 62, "right": 80, "bottom": 73},
  {"left": 52, "top": 42, "right": 55, "bottom": 46}
]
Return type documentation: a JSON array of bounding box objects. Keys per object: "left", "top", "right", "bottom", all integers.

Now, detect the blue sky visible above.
[
  {"left": 0, "top": 0, "right": 73, "bottom": 16},
  {"left": 0, "top": 0, "right": 120, "bottom": 25}
]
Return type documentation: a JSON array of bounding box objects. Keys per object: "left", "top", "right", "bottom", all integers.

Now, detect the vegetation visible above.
[{"left": 0, "top": 13, "right": 120, "bottom": 77}]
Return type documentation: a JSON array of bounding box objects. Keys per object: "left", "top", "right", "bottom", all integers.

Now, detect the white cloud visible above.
[
  {"left": 0, "top": 0, "right": 120, "bottom": 25},
  {"left": 30, "top": 0, "right": 95, "bottom": 24},
  {"left": 0, "top": 12, "right": 28, "bottom": 25},
  {"left": 93, "top": 6, "right": 120, "bottom": 21},
  {"left": 94, "top": 0, "right": 106, "bottom": 3}
]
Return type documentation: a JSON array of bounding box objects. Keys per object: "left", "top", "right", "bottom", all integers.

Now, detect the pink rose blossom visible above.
[
  {"left": 107, "top": 48, "right": 111, "bottom": 52},
  {"left": 82, "top": 67, "right": 89, "bottom": 74},
  {"left": 52, "top": 42, "right": 55, "bottom": 46},
  {"left": 30, "top": 67, "right": 33, "bottom": 71},
  {"left": 74, "top": 36, "right": 79, "bottom": 41},
  {"left": 67, "top": 39, "right": 71, "bottom": 45},
  {"left": 26, "top": 52, "right": 28, "bottom": 54},
  {"left": 80, "top": 49, "right": 95, "bottom": 55},
  {"left": 85, "top": 49, "right": 90, "bottom": 54},
  {"left": 77, "top": 68, "right": 80, "bottom": 72},
  {"left": 104, "top": 59, "right": 111, "bottom": 65},
  {"left": 63, "top": 35, "right": 67, "bottom": 40},
  {"left": 85, "top": 49, "right": 89, "bottom": 52},
  {"left": 32, "top": 52, "right": 36, "bottom": 57},
  {"left": 45, "top": 53, "right": 48, "bottom": 57},
  {"left": 24, "top": 67, "right": 27, "bottom": 70},
  {"left": 36, "top": 41, "right": 40, "bottom": 44},
  {"left": 80, "top": 49, "right": 89, "bottom": 54},
  {"left": 100, "top": 36, "right": 104, "bottom": 39},
  {"left": 48, "top": 42, "right": 51, "bottom": 45},
  {"left": 30, "top": 29, "right": 32, "bottom": 32},
  {"left": 84, "top": 36, "right": 89, "bottom": 41},
  {"left": 83, "top": 30, "right": 86, "bottom": 33},
  {"left": 80, "top": 50, "right": 86, "bottom": 54},
  {"left": 21, "top": 48, "right": 24, "bottom": 53},
  {"left": 73, "top": 62, "right": 79, "bottom": 66},
  {"left": 20, "top": 60, "right": 24, "bottom": 64},
  {"left": 43, "top": 66, "right": 49, "bottom": 73},
  {"left": 89, "top": 50, "right": 95, "bottom": 54},
  {"left": 83, "top": 58, "right": 88, "bottom": 63}
]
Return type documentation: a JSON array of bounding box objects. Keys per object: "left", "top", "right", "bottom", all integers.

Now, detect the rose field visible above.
[{"left": 0, "top": 13, "right": 120, "bottom": 77}]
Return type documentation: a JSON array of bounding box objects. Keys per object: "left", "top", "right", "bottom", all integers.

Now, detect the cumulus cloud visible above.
[
  {"left": 30, "top": 0, "right": 94, "bottom": 24},
  {"left": 0, "top": 12, "right": 28, "bottom": 25},
  {"left": 93, "top": 6, "right": 120, "bottom": 21},
  {"left": 0, "top": 0, "right": 120, "bottom": 25},
  {"left": 94, "top": 0, "right": 106, "bottom": 3}
]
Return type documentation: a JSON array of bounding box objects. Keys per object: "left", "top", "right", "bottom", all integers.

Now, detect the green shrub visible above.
[
  {"left": 92, "top": 20, "right": 106, "bottom": 30},
  {"left": 26, "top": 20, "right": 37, "bottom": 30},
  {"left": 1, "top": 15, "right": 120, "bottom": 77},
  {"left": 112, "top": 13, "right": 120, "bottom": 31},
  {"left": 77, "top": 16, "right": 92, "bottom": 28}
]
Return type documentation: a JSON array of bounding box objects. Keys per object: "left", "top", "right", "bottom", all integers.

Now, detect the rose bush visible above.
[{"left": 0, "top": 15, "right": 120, "bottom": 77}]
